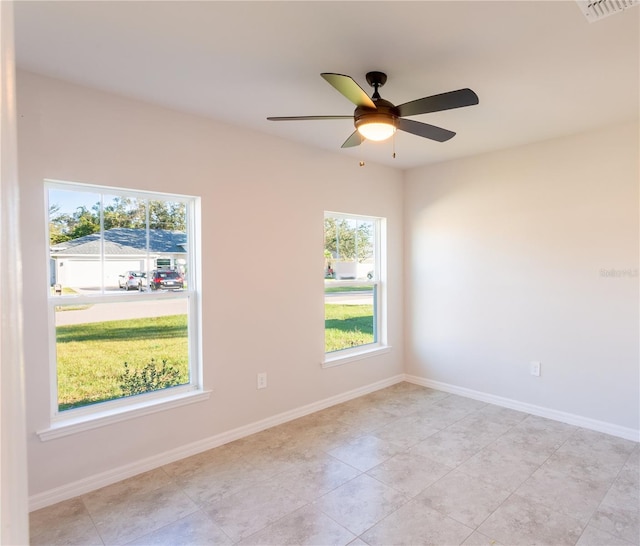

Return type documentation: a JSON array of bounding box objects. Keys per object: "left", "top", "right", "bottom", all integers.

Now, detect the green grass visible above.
[
  {"left": 325, "top": 303, "right": 374, "bottom": 352},
  {"left": 56, "top": 314, "right": 188, "bottom": 411}
]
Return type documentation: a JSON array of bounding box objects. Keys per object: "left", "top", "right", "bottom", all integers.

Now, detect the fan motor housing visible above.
[{"left": 354, "top": 98, "right": 398, "bottom": 130}]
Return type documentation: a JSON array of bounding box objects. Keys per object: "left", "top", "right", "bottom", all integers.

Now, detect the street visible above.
[{"left": 56, "top": 297, "right": 187, "bottom": 326}]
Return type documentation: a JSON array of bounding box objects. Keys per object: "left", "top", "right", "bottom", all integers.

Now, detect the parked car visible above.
[
  {"left": 118, "top": 270, "right": 145, "bottom": 290},
  {"left": 139, "top": 269, "right": 183, "bottom": 291}
]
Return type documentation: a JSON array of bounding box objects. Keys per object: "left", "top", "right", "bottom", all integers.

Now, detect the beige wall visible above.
[
  {"left": 404, "top": 121, "right": 639, "bottom": 432},
  {"left": 17, "top": 71, "right": 405, "bottom": 499}
]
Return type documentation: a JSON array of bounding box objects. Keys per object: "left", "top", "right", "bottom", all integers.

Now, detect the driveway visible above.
[{"left": 325, "top": 291, "right": 373, "bottom": 305}]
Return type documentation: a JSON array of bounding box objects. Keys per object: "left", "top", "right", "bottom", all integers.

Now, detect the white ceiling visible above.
[{"left": 13, "top": 1, "right": 640, "bottom": 169}]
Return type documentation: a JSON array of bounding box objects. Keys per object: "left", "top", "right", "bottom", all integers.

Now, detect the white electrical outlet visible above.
[
  {"left": 257, "top": 372, "right": 267, "bottom": 389},
  {"left": 530, "top": 361, "right": 541, "bottom": 377}
]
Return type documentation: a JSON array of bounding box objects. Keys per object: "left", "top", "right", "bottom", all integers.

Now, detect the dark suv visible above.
[{"left": 139, "top": 269, "right": 184, "bottom": 291}]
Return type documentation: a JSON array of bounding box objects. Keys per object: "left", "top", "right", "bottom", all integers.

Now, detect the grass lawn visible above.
[
  {"left": 325, "top": 303, "right": 374, "bottom": 352},
  {"left": 56, "top": 314, "right": 188, "bottom": 410}
]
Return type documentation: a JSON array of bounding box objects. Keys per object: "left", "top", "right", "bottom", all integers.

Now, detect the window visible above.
[
  {"left": 324, "top": 212, "right": 387, "bottom": 365},
  {"left": 44, "top": 180, "right": 204, "bottom": 434}
]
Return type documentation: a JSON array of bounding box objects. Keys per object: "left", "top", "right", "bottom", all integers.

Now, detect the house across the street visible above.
[{"left": 49, "top": 228, "right": 187, "bottom": 289}]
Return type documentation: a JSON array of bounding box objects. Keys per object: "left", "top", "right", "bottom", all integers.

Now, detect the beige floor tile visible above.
[
  {"left": 489, "top": 424, "right": 570, "bottom": 465},
  {"left": 237, "top": 504, "right": 356, "bottom": 546},
  {"left": 433, "top": 394, "right": 487, "bottom": 413},
  {"left": 608, "top": 461, "right": 640, "bottom": 508},
  {"left": 370, "top": 413, "right": 440, "bottom": 450},
  {"left": 626, "top": 444, "right": 640, "bottom": 467},
  {"left": 412, "top": 402, "right": 473, "bottom": 429},
  {"left": 461, "top": 530, "right": 504, "bottom": 545},
  {"left": 85, "top": 482, "right": 199, "bottom": 545},
  {"left": 327, "top": 434, "right": 404, "bottom": 472},
  {"left": 296, "top": 422, "right": 369, "bottom": 453},
  {"left": 476, "top": 405, "right": 529, "bottom": 427},
  {"left": 314, "top": 474, "right": 408, "bottom": 535},
  {"left": 576, "top": 522, "right": 636, "bottom": 546},
  {"left": 334, "top": 406, "right": 401, "bottom": 433},
  {"left": 477, "top": 494, "right": 584, "bottom": 546},
  {"left": 542, "top": 448, "right": 627, "bottom": 487},
  {"left": 126, "top": 510, "right": 233, "bottom": 545},
  {"left": 274, "top": 415, "right": 358, "bottom": 451},
  {"left": 457, "top": 446, "right": 542, "bottom": 492},
  {"left": 361, "top": 390, "right": 437, "bottom": 418},
  {"left": 82, "top": 468, "right": 173, "bottom": 512},
  {"left": 233, "top": 426, "right": 299, "bottom": 455},
  {"left": 590, "top": 503, "right": 640, "bottom": 544},
  {"left": 173, "top": 456, "right": 268, "bottom": 505},
  {"left": 515, "top": 465, "right": 610, "bottom": 524},
  {"left": 360, "top": 500, "right": 474, "bottom": 546},
  {"left": 408, "top": 426, "right": 496, "bottom": 468},
  {"left": 274, "top": 453, "right": 361, "bottom": 502},
  {"left": 417, "top": 470, "right": 511, "bottom": 528},
  {"left": 389, "top": 385, "right": 451, "bottom": 411},
  {"left": 238, "top": 441, "right": 322, "bottom": 476},
  {"left": 203, "top": 478, "right": 307, "bottom": 542},
  {"left": 449, "top": 413, "right": 515, "bottom": 439},
  {"left": 162, "top": 441, "right": 247, "bottom": 479},
  {"left": 564, "top": 429, "right": 637, "bottom": 465},
  {"left": 29, "top": 498, "right": 103, "bottom": 546},
  {"left": 517, "top": 414, "right": 577, "bottom": 436},
  {"left": 366, "top": 450, "right": 451, "bottom": 497}
]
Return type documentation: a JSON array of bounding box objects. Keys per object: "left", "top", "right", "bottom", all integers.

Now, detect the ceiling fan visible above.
[{"left": 267, "top": 71, "right": 479, "bottom": 148}]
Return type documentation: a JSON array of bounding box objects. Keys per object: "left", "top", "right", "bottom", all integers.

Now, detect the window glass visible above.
[
  {"left": 324, "top": 213, "right": 381, "bottom": 355},
  {"left": 55, "top": 299, "right": 189, "bottom": 411},
  {"left": 47, "top": 181, "right": 199, "bottom": 415}
]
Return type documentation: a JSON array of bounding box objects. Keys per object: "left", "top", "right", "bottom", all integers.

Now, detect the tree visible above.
[
  {"left": 48, "top": 205, "right": 99, "bottom": 244},
  {"left": 49, "top": 196, "right": 187, "bottom": 246},
  {"left": 324, "top": 217, "right": 374, "bottom": 263},
  {"left": 148, "top": 200, "right": 186, "bottom": 231},
  {"left": 49, "top": 204, "right": 72, "bottom": 245},
  {"left": 103, "top": 197, "right": 145, "bottom": 230}
]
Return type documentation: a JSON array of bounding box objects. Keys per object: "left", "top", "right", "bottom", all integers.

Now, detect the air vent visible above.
[{"left": 576, "top": 0, "right": 639, "bottom": 22}]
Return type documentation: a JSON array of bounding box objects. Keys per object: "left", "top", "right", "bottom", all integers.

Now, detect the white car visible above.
[{"left": 118, "top": 271, "right": 145, "bottom": 290}]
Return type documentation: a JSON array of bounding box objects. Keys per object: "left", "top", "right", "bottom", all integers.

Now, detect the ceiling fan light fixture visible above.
[
  {"left": 268, "top": 72, "right": 479, "bottom": 149},
  {"left": 356, "top": 121, "right": 396, "bottom": 141}
]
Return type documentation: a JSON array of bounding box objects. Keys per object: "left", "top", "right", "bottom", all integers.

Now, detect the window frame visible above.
[
  {"left": 323, "top": 211, "right": 389, "bottom": 367},
  {"left": 41, "top": 180, "right": 207, "bottom": 439}
]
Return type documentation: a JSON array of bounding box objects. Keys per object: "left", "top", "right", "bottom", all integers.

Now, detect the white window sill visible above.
[
  {"left": 323, "top": 345, "right": 392, "bottom": 368},
  {"left": 37, "top": 389, "right": 211, "bottom": 441}
]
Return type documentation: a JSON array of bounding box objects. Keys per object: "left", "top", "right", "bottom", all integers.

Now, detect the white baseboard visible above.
[
  {"left": 29, "top": 374, "right": 405, "bottom": 511},
  {"left": 404, "top": 374, "right": 640, "bottom": 443}
]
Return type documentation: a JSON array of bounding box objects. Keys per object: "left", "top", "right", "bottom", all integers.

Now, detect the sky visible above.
[{"left": 48, "top": 188, "right": 102, "bottom": 216}]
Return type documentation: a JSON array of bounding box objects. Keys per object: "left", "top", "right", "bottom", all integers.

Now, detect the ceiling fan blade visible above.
[
  {"left": 341, "top": 131, "right": 364, "bottom": 148},
  {"left": 396, "top": 118, "right": 456, "bottom": 142},
  {"left": 397, "top": 88, "right": 479, "bottom": 118},
  {"left": 267, "top": 115, "right": 353, "bottom": 121},
  {"left": 321, "top": 73, "right": 376, "bottom": 109}
]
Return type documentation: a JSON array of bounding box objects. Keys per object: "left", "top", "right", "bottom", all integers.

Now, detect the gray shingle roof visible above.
[{"left": 50, "top": 228, "right": 187, "bottom": 256}]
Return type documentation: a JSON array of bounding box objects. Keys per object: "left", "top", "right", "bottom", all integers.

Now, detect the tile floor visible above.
[{"left": 30, "top": 383, "right": 639, "bottom": 545}]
